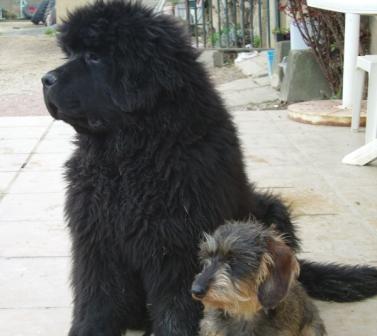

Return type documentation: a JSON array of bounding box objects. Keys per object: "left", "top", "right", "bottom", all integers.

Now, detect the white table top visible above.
[{"left": 307, "top": 0, "right": 377, "bottom": 14}]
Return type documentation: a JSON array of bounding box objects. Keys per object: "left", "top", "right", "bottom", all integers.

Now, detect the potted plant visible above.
[{"left": 272, "top": 27, "right": 290, "bottom": 42}]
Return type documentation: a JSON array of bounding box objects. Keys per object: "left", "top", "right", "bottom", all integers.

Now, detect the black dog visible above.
[{"left": 42, "top": 1, "right": 377, "bottom": 335}]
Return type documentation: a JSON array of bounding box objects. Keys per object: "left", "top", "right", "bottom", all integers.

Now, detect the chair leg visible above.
[
  {"left": 342, "top": 139, "right": 377, "bottom": 166},
  {"left": 365, "top": 64, "right": 377, "bottom": 143},
  {"left": 351, "top": 67, "right": 365, "bottom": 131}
]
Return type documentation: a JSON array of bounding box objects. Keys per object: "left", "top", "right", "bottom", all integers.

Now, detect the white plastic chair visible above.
[{"left": 343, "top": 55, "right": 377, "bottom": 165}]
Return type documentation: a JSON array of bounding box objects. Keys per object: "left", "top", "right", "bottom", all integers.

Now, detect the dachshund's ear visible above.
[{"left": 257, "top": 239, "right": 299, "bottom": 310}]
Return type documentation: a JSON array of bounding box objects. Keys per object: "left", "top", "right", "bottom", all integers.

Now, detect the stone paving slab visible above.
[
  {"left": 44, "top": 122, "right": 76, "bottom": 139},
  {"left": 220, "top": 85, "right": 279, "bottom": 108},
  {"left": 0, "top": 221, "right": 69, "bottom": 258},
  {"left": 244, "top": 147, "right": 308, "bottom": 167},
  {"left": 246, "top": 164, "right": 322, "bottom": 188},
  {"left": 0, "top": 308, "right": 72, "bottom": 336},
  {"left": 0, "top": 193, "right": 64, "bottom": 221},
  {"left": 9, "top": 171, "right": 66, "bottom": 194},
  {"left": 253, "top": 76, "right": 271, "bottom": 87},
  {"left": 0, "top": 113, "right": 376, "bottom": 335},
  {"left": 316, "top": 299, "right": 377, "bottom": 336},
  {"left": 315, "top": 163, "right": 377, "bottom": 185},
  {"left": 235, "top": 52, "right": 269, "bottom": 78},
  {"left": 34, "top": 139, "right": 75, "bottom": 154},
  {"left": 0, "top": 139, "right": 39, "bottom": 155},
  {"left": 0, "top": 127, "right": 48, "bottom": 140},
  {"left": 217, "top": 77, "right": 259, "bottom": 91},
  {"left": 0, "top": 257, "right": 71, "bottom": 308},
  {"left": 216, "top": 53, "right": 280, "bottom": 110},
  {"left": 0, "top": 308, "right": 144, "bottom": 336},
  {"left": 24, "top": 153, "right": 70, "bottom": 171},
  {"left": 278, "top": 188, "right": 348, "bottom": 216},
  {"left": 236, "top": 119, "right": 282, "bottom": 135},
  {"left": 297, "top": 214, "right": 377, "bottom": 266},
  {"left": 0, "top": 154, "right": 30, "bottom": 172},
  {"left": 0, "top": 172, "right": 16, "bottom": 194},
  {"left": 241, "top": 131, "right": 293, "bottom": 148},
  {"left": 0, "top": 116, "right": 52, "bottom": 128}
]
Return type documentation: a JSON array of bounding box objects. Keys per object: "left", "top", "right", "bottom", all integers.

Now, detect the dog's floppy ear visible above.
[{"left": 257, "top": 238, "right": 299, "bottom": 310}]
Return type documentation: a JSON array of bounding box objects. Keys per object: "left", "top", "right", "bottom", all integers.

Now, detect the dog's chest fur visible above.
[
  {"left": 65, "top": 143, "right": 187, "bottom": 241},
  {"left": 63, "top": 130, "right": 247, "bottom": 264}
]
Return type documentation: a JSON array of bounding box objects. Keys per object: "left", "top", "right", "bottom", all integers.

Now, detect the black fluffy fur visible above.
[
  {"left": 299, "top": 260, "right": 377, "bottom": 302},
  {"left": 41, "top": 1, "right": 377, "bottom": 335}
]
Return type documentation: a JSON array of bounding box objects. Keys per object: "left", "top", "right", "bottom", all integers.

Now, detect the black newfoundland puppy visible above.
[{"left": 42, "top": 1, "right": 377, "bottom": 335}]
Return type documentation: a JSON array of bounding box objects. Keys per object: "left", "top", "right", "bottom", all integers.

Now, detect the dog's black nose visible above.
[
  {"left": 41, "top": 72, "right": 57, "bottom": 87},
  {"left": 191, "top": 284, "right": 206, "bottom": 299}
]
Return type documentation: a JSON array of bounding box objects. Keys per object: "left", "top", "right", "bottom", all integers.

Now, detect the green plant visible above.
[
  {"left": 272, "top": 27, "right": 290, "bottom": 35},
  {"left": 209, "top": 25, "right": 261, "bottom": 49},
  {"left": 45, "top": 28, "right": 56, "bottom": 36},
  {"left": 252, "top": 35, "right": 261, "bottom": 48},
  {"left": 209, "top": 27, "right": 231, "bottom": 46}
]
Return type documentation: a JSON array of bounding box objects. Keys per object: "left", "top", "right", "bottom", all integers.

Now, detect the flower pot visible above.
[{"left": 275, "top": 33, "right": 290, "bottom": 42}]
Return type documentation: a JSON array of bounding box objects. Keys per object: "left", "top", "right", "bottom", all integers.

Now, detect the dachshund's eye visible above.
[{"left": 85, "top": 52, "right": 100, "bottom": 64}]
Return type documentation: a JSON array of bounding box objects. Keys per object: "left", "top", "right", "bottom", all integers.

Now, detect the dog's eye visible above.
[{"left": 85, "top": 52, "right": 100, "bottom": 64}]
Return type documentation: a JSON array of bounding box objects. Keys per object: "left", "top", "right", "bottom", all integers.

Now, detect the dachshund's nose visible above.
[
  {"left": 191, "top": 284, "right": 206, "bottom": 299},
  {"left": 41, "top": 72, "right": 57, "bottom": 87}
]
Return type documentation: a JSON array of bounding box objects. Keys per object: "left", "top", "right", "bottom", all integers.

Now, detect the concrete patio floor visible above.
[{"left": 0, "top": 111, "right": 377, "bottom": 335}]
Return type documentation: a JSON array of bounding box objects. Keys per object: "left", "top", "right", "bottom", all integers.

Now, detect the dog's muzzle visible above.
[{"left": 191, "top": 283, "right": 208, "bottom": 300}]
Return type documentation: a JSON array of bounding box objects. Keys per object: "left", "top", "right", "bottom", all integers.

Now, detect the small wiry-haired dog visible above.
[{"left": 192, "top": 221, "right": 326, "bottom": 336}]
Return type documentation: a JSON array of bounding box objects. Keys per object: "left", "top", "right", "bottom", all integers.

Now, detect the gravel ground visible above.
[{"left": 0, "top": 21, "right": 63, "bottom": 116}]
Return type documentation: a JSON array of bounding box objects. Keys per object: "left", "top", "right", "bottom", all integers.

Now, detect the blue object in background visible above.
[{"left": 267, "top": 49, "right": 276, "bottom": 77}]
